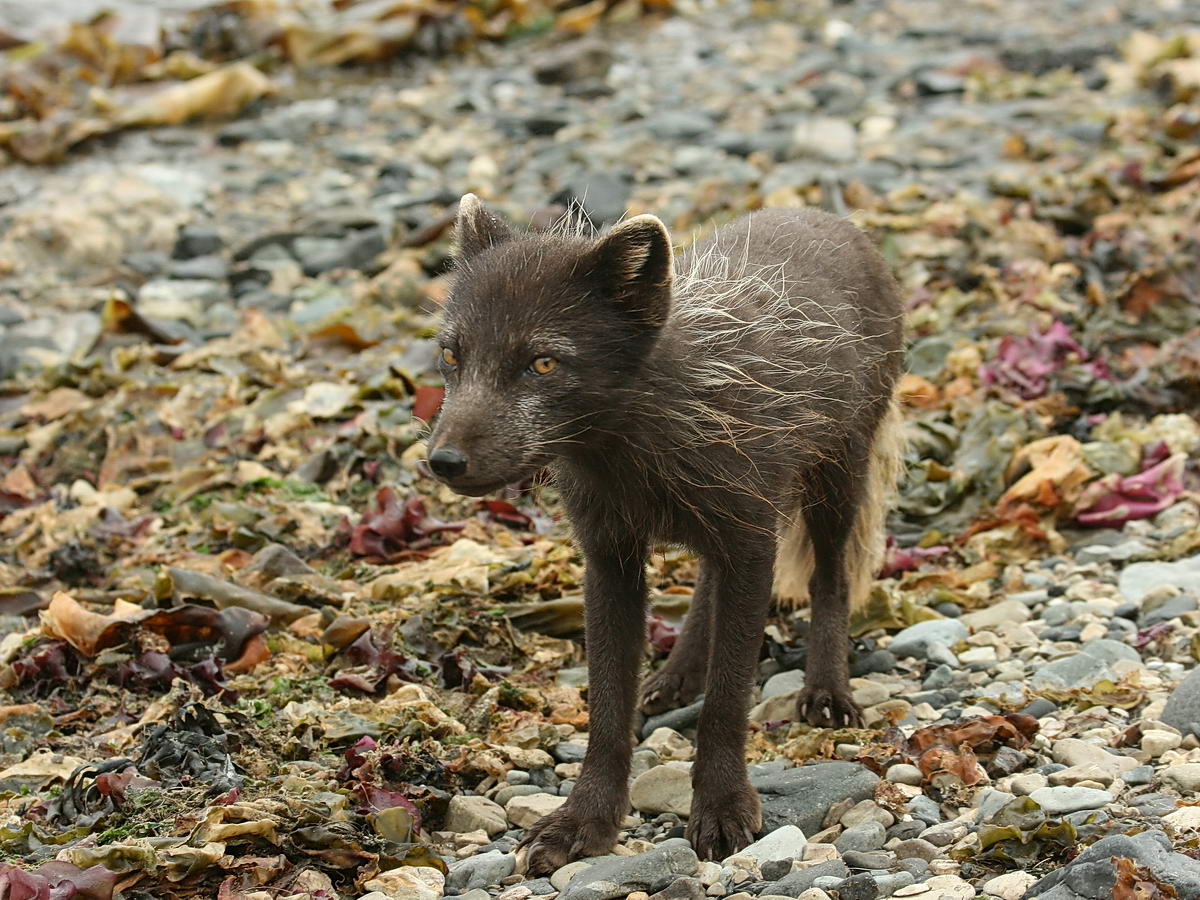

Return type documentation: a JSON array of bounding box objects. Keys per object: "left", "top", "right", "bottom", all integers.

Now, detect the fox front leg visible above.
[
  {"left": 685, "top": 538, "right": 773, "bottom": 860},
  {"left": 519, "top": 535, "right": 648, "bottom": 873}
]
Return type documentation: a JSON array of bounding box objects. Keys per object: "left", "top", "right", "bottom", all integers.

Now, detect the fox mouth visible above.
[{"left": 444, "top": 478, "right": 509, "bottom": 497}]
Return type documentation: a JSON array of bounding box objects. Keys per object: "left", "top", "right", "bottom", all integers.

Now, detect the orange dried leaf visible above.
[
  {"left": 42, "top": 592, "right": 146, "bottom": 656},
  {"left": 225, "top": 633, "right": 271, "bottom": 674}
]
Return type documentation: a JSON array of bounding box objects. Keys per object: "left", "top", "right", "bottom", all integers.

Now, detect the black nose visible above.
[{"left": 428, "top": 447, "right": 467, "bottom": 479}]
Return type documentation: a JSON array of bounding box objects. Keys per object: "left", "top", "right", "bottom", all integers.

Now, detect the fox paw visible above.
[
  {"left": 797, "top": 684, "right": 864, "bottom": 729},
  {"left": 518, "top": 805, "right": 619, "bottom": 875},
  {"left": 686, "top": 783, "right": 762, "bottom": 861},
  {"left": 640, "top": 665, "right": 705, "bottom": 716}
]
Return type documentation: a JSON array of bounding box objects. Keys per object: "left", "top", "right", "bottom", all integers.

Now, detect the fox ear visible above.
[
  {"left": 588, "top": 215, "right": 674, "bottom": 327},
  {"left": 456, "top": 193, "right": 513, "bottom": 259}
]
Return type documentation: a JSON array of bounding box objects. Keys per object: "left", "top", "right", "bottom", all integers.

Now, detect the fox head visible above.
[{"left": 425, "top": 194, "right": 675, "bottom": 495}]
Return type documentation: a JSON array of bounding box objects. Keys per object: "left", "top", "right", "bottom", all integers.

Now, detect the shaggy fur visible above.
[{"left": 427, "top": 196, "right": 904, "bottom": 871}]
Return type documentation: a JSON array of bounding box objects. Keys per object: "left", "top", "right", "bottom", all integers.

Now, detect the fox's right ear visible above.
[
  {"left": 456, "top": 193, "right": 514, "bottom": 259},
  {"left": 587, "top": 215, "right": 674, "bottom": 328}
]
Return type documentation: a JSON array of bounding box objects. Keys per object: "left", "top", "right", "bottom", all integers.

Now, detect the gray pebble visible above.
[
  {"left": 907, "top": 795, "right": 942, "bottom": 826},
  {"left": 835, "top": 821, "right": 886, "bottom": 853},
  {"left": 836, "top": 872, "right": 881, "bottom": 900},
  {"left": 840, "top": 849, "right": 892, "bottom": 870},
  {"left": 1125, "top": 765, "right": 1154, "bottom": 786},
  {"left": 875, "top": 872, "right": 917, "bottom": 897},
  {"left": 1163, "top": 668, "right": 1200, "bottom": 737}
]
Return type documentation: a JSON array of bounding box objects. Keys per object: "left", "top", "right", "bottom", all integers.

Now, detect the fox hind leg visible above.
[{"left": 640, "top": 562, "right": 713, "bottom": 715}]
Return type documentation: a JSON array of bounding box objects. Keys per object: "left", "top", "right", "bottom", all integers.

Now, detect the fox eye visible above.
[
  {"left": 529, "top": 356, "right": 559, "bottom": 376},
  {"left": 440, "top": 347, "right": 458, "bottom": 367}
]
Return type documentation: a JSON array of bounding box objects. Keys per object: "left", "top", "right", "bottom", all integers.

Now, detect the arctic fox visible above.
[{"left": 427, "top": 195, "right": 904, "bottom": 869}]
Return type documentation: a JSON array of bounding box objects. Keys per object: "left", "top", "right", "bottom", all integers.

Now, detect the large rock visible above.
[
  {"left": 729, "top": 825, "right": 807, "bottom": 867},
  {"left": 1029, "top": 786, "right": 1111, "bottom": 815},
  {"left": 761, "top": 860, "right": 850, "bottom": 897},
  {"left": 791, "top": 117, "right": 858, "bottom": 163},
  {"left": 557, "top": 838, "right": 699, "bottom": 900},
  {"left": 553, "top": 172, "right": 630, "bottom": 225},
  {"left": 642, "top": 727, "right": 694, "bottom": 761},
  {"left": 506, "top": 793, "right": 567, "bottom": 829},
  {"left": 1162, "top": 668, "right": 1200, "bottom": 737},
  {"left": 0, "top": 166, "right": 190, "bottom": 277},
  {"left": 981, "top": 871, "right": 1036, "bottom": 900},
  {"left": 361, "top": 865, "right": 445, "bottom": 900},
  {"left": 648, "top": 876, "right": 706, "bottom": 900},
  {"left": 749, "top": 690, "right": 803, "bottom": 724},
  {"left": 887, "top": 619, "right": 968, "bottom": 661},
  {"left": 1160, "top": 763, "right": 1200, "bottom": 793},
  {"left": 959, "top": 599, "right": 1031, "bottom": 630},
  {"left": 1028, "top": 830, "right": 1200, "bottom": 899},
  {"left": 630, "top": 764, "right": 692, "bottom": 816},
  {"left": 1031, "top": 639, "right": 1143, "bottom": 690},
  {"left": 1119, "top": 555, "right": 1200, "bottom": 605},
  {"left": 762, "top": 670, "right": 806, "bottom": 700},
  {"left": 446, "top": 851, "right": 516, "bottom": 893},
  {"left": 445, "top": 795, "right": 507, "bottom": 836},
  {"left": 751, "top": 761, "right": 879, "bottom": 835},
  {"left": 834, "top": 821, "right": 886, "bottom": 853},
  {"left": 1051, "top": 739, "right": 1139, "bottom": 778}
]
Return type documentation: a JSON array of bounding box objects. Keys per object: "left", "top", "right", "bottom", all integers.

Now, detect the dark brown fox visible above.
[{"left": 426, "top": 195, "right": 904, "bottom": 870}]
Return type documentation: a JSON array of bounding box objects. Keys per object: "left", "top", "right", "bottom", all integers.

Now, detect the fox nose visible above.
[{"left": 428, "top": 447, "right": 468, "bottom": 480}]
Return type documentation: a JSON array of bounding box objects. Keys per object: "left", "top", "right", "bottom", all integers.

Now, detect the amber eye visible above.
[
  {"left": 441, "top": 347, "right": 458, "bottom": 367},
  {"left": 529, "top": 356, "right": 558, "bottom": 376}
]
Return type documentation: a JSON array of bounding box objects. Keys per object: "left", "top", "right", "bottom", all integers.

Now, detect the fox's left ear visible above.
[
  {"left": 588, "top": 215, "right": 674, "bottom": 327},
  {"left": 456, "top": 193, "right": 514, "bottom": 259}
]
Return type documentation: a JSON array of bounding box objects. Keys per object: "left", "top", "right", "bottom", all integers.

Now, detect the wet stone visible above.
[
  {"left": 173, "top": 223, "right": 223, "bottom": 259},
  {"left": 553, "top": 741, "right": 587, "bottom": 764},
  {"left": 1130, "top": 793, "right": 1179, "bottom": 817},
  {"left": 851, "top": 650, "right": 897, "bottom": 676},
  {"left": 753, "top": 762, "right": 879, "bottom": 836},
  {"left": 1125, "top": 765, "right": 1154, "bottom": 786},
  {"left": 447, "top": 851, "right": 517, "bottom": 893},
  {"left": 889, "top": 620, "right": 968, "bottom": 661},
  {"left": 1160, "top": 763, "right": 1200, "bottom": 793},
  {"left": 840, "top": 849, "right": 892, "bottom": 869},
  {"left": 647, "top": 876, "right": 707, "bottom": 900},
  {"left": 922, "top": 665, "right": 955, "bottom": 690},
  {"left": 835, "top": 821, "right": 886, "bottom": 853},
  {"left": 1028, "top": 829, "right": 1200, "bottom": 898},
  {"left": 887, "top": 820, "right": 925, "bottom": 841},
  {"left": 553, "top": 172, "right": 630, "bottom": 226},
  {"left": 761, "top": 860, "right": 849, "bottom": 897},
  {"left": 1163, "top": 668, "right": 1200, "bottom": 737},
  {"left": 875, "top": 872, "right": 917, "bottom": 897},
  {"left": 168, "top": 255, "right": 230, "bottom": 281},
  {"left": 885, "top": 764, "right": 923, "bottom": 786},
  {"left": 642, "top": 699, "right": 705, "bottom": 738},
  {"left": 907, "top": 795, "right": 942, "bottom": 826},
  {"left": 836, "top": 873, "right": 881, "bottom": 900},
  {"left": 1020, "top": 698, "right": 1058, "bottom": 719},
  {"left": 557, "top": 839, "right": 699, "bottom": 900},
  {"left": 892, "top": 839, "right": 939, "bottom": 862},
  {"left": 495, "top": 784, "right": 542, "bottom": 806},
  {"left": 735, "top": 824, "right": 807, "bottom": 867},
  {"left": 1030, "top": 786, "right": 1111, "bottom": 815}
]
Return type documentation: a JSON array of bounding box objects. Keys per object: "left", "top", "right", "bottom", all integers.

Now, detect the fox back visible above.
[{"left": 428, "top": 198, "right": 903, "bottom": 557}]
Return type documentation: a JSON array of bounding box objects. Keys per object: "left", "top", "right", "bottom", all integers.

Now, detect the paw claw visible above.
[
  {"left": 687, "top": 784, "right": 761, "bottom": 861},
  {"left": 797, "top": 685, "right": 864, "bottom": 729},
  {"left": 640, "top": 666, "right": 705, "bottom": 716},
  {"left": 517, "top": 805, "right": 619, "bottom": 875}
]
